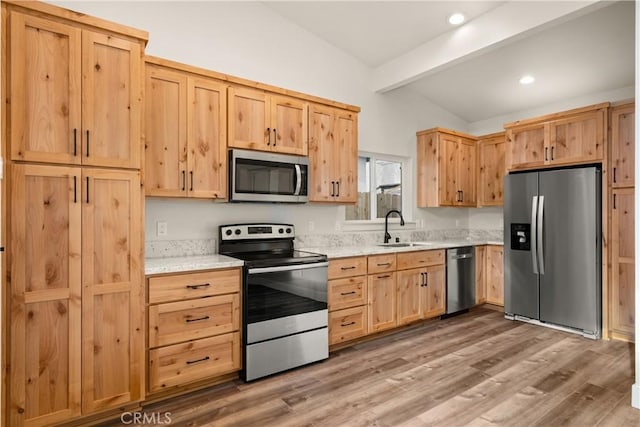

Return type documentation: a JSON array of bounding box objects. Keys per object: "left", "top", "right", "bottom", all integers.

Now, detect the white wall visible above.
[{"left": 51, "top": 1, "right": 470, "bottom": 242}]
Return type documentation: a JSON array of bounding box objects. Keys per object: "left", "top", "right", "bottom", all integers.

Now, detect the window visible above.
[{"left": 345, "top": 153, "right": 408, "bottom": 221}]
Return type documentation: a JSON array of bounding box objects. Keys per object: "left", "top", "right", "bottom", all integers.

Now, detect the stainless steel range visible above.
[{"left": 219, "top": 223, "right": 328, "bottom": 381}]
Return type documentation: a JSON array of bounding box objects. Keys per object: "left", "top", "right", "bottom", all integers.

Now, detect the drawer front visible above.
[
  {"left": 368, "top": 253, "right": 397, "bottom": 274},
  {"left": 148, "top": 268, "right": 241, "bottom": 304},
  {"left": 329, "top": 276, "right": 367, "bottom": 311},
  {"left": 397, "top": 250, "right": 445, "bottom": 270},
  {"left": 149, "top": 294, "right": 240, "bottom": 348},
  {"left": 329, "top": 306, "right": 367, "bottom": 345},
  {"left": 328, "top": 256, "right": 367, "bottom": 279},
  {"left": 148, "top": 332, "right": 240, "bottom": 392}
]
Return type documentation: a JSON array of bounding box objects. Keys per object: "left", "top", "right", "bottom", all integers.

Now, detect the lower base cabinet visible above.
[
  {"left": 486, "top": 245, "right": 504, "bottom": 306},
  {"left": 368, "top": 272, "right": 397, "bottom": 332},
  {"left": 329, "top": 306, "right": 368, "bottom": 345},
  {"left": 397, "top": 264, "right": 446, "bottom": 325}
]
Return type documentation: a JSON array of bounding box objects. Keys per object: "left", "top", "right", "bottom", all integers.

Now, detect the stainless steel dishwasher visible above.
[{"left": 446, "top": 246, "right": 475, "bottom": 314}]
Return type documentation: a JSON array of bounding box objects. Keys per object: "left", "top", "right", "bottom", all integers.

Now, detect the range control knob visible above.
[
  {"left": 234, "top": 229, "right": 241, "bottom": 235},
  {"left": 225, "top": 229, "right": 232, "bottom": 236},
  {"left": 286, "top": 228, "right": 292, "bottom": 234},
  {"left": 278, "top": 228, "right": 284, "bottom": 234}
]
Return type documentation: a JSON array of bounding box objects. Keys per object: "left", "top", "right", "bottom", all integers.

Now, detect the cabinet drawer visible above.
[
  {"left": 329, "top": 276, "right": 366, "bottom": 311},
  {"left": 397, "top": 250, "right": 444, "bottom": 270},
  {"left": 328, "top": 256, "right": 367, "bottom": 279},
  {"left": 368, "top": 254, "right": 396, "bottom": 274},
  {"left": 149, "top": 294, "right": 240, "bottom": 348},
  {"left": 329, "top": 306, "right": 367, "bottom": 345},
  {"left": 148, "top": 332, "right": 240, "bottom": 392},
  {"left": 148, "top": 268, "right": 240, "bottom": 304}
]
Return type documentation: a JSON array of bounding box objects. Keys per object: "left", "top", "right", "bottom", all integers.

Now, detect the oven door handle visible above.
[
  {"left": 248, "top": 262, "right": 328, "bottom": 275},
  {"left": 294, "top": 164, "right": 302, "bottom": 196}
]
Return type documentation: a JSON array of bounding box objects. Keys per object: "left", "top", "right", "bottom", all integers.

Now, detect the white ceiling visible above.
[{"left": 264, "top": 1, "right": 635, "bottom": 123}]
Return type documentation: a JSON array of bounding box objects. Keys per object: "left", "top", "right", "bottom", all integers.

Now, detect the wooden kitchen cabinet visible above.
[
  {"left": 328, "top": 257, "right": 368, "bottom": 345},
  {"left": 309, "top": 104, "right": 358, "bottom": 203},
  {"left": 368, "top": 271, "right": 397, "bottom": 333},
  {"left": 416, "top": 128, "right": 478, "bottom": 207},
  {"left": 145, "top": 60, "right": 227, "bottom": 199},
  {"left": 611, "top": 188, "right": 635, "bottom": 340},
  {"left": 422, "top": 265, "right": 446, "bottom": 318},
  {"left": 228, "top": 86, "right": 308, "bottom": 155},
  {"left": 486, "top": 245, "right": 504, "bottom": 306},
  {"left": 610, "top": 103, "right": 635, "bottom": 188},
  {"left": 8, "top": 164, "right": 144, "bottom": 423},
  {"left": 10, "top": 12, "right": 143, "bottom": 169},
  {"left": 505, "top": 103, "right": 607, "bottom": 171},
  {"left": 146, "top": 268, "right": 242, "bottom": 393},
  {"left": 478, "top": 132, "right": 505, "bottom": 206},
  {"left": 475, "top": 245, "right": 487, "bottom": 304}
]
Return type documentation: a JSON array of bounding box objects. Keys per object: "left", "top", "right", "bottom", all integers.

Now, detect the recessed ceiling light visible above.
[
  {"left": 519, "top": 75, "right": 535, "bottom": 85},
  {"left": 448, "top": 13, "right": 465, "bottom": 25}
]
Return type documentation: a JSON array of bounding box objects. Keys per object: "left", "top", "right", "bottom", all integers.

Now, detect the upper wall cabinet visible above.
[
  {"left": 228, "top": 87, "right": 308, "bottom": 156},
  {"left": 308, "top": 104, "right": 358, "bottom": 203},
  {"left": 505, "top": 103, "right": 608, "bottom": 171},
  {"left": 417, "top": 128, "right": 477, "bottom": 207},
  {"left": 10, "top": 12, "right": 143, "bottom": 169},
  {"left": 145, "top": 59, "right": 227, "bottom": 199},
  {"left": 477, "top": 132, "right": 505, "bottom": 207},
  {"left": 610, "top": 102, "right": 635, "bottom": 188}
]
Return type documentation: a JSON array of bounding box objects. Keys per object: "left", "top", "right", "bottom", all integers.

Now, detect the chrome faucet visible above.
[{"left": 384, "top": 209, "right": 405, "bottom": 243}]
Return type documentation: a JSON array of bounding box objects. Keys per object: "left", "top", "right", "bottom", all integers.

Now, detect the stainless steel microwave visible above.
[{"left": 229, "top": 149, "right": 309, "bottom": 203}]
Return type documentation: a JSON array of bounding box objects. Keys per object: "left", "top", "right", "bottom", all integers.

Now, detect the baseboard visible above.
[{"left": 632, "top": 383, "right": 640, "bottom": 409}]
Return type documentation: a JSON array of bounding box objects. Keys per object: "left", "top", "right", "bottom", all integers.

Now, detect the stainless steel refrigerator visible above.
[{"left": 504, "top": 166, "right": 601, "bottom": 339}]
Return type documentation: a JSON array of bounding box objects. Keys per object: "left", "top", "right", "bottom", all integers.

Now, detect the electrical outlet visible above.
[
  {"left": 157, "top": 221, "right": 168, "bottom": 236},
  {"left": 307, "top": 221, "right": 315, "bottom": 232}
]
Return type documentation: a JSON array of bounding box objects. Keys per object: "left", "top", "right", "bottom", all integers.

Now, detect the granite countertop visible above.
[
  {"left": 145, "top": 254, "right": 244, "bottom": 275},
  {"left": 300, "top": 239, "right": 503, "bottom": 259}
]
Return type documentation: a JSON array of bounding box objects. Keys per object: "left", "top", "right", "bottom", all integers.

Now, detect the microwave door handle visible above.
[{"left": 294, "top": 164, "right": 302, "bottom": 196}]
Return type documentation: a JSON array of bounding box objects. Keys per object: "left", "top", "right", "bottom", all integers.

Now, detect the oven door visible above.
[{"left": 230, "top": 149, "right": 308, "bottom": 203}]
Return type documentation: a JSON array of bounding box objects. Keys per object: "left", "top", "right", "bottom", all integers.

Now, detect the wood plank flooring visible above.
[{"left": 102, "top": 308, "right": 639, "bottom": 426}]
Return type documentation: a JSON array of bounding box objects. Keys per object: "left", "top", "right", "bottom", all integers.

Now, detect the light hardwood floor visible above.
[{"left": 103, "top": 308, "right": 639, "bottom": 426}]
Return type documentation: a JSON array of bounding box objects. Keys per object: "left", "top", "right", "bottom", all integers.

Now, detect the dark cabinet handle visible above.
[
  {"left": 377, "top": 274, "right": 391, "bottom": 279},
  {"left": 86, "top": 177, "right": 89, "bottom": 203},
  {"left": 73, "top": 176, "right": 77, "bottom": 203},
  {"left": 377, "top": 262, "right": 392, "bottom": 267},
  {"left": 86, "top": 130, "right": 90, "bottom": 157},
  {"left": 460, "top": 191, "right": 464, "bottom": 203},
  {"left": 73, "top": 128, "right": 77, "bottom": 156},
  {"left": 613, "top": 167, "right": 617, "bottom": 183},
  {"left": 545, "top": 147, "right": 548, "bottom": 161},
  {"left": 190, "top": 171, "right": 194, "bottom": 191},
  {"left": 340, "top": 291, "right": 356, "bottom": 296},
  {"left": 424, "top": 272, "right": 428, "bottom": 287},
  {"left": 182, "top": 171, "right": 186, "bottom": 191},
  {"left": 267, "top": 127, "right": 271, "bottom": 145},
  {"left": 273, "top": 128, "right": 277, "bottom": 146},
  {"left": 340, "top": 321, "right": 356, "bottom": 327},
  {"left": 186, "top": 356, "right": 210, "bottom": 365},
  {"left": 551, "top": 146, "right": 555, "bottom": 160},
  {"left": 331, "top": 181, "right": 335, "bottom": 197},
  {"left": 186, "top": 283, "right": 210, "bottom": 290},
  {"left": 340, "top": 266, "right": 356, "bottom": 271},
  {"left": 613, "top": 194, "right": 617, "bottom": 209},
  {"left": 185, "top": 315, "right": 210, "bottom": 323},
  {"left": 336, "top": 181, "right": 340, "bottom": 197}
]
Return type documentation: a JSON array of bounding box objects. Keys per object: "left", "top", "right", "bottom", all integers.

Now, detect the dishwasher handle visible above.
[{"left": 450, "top": 253, "right": 473, "bottom": 260}]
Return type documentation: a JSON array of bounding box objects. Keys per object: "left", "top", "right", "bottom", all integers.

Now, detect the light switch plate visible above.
[{"left": 157, "top": 221, "right": 168, "bottom": 236}]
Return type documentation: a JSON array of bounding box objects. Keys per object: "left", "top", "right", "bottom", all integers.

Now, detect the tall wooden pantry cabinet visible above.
[{"left": 2, "top": 1, "right": 147, "bottom": 425}]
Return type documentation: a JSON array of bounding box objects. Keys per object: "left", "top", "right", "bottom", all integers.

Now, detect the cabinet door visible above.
[
  {"left": 439, "top": 134, "right": 458, "bottom": 206},
  {"left": 334, "top": 110, "right": 358, "bottom": 203},
  {"left": 308, "top": 105, "right": 335, "bottom": 202},
  {"left": 416, "top": 132, "right": 439, "bottom": 208},
  {"left": 611, "top": 189, "right": 634, "bottom": 337},
  {"left": 422, "top": 265, "right": 445, "bottom": 318},
  {"left": 368, "top": 272, "right": 396, "bottom": 332},
  {"left": 144, "top": 66, "right": 188, "bottom": 196},
  {"left": 10, "top": 13, "right": 81, "bottom": 165},
  {"left": 228, "top": 87, "right": 269, "bottom": 151},
  {"left": 9, "top": 164, "right": 82, "bottom": 426},
  {"left": 82, "top": 169, "right": 143, "bottom": 413},
  {"left": 549, "top": 110, "right": 604, "bottom": 165},
  {"left": 478, "top": 135, "right": 505, "bottom": 206},
  {"left": 187, "top": 77, "right": 227, "bottom": 199},
  {"left": 457, "top": 138, "right": 477, "bottom": 206},
  {"left": 270, "top": 95, "right": 308, "bottom": 155},
  {"left": 475, "top": 245, "right": 487, "bottom": 304},
  {"left": 486, "top": 246, "right": 504, "bottom": 306},
  {"left": 611, "top": 104, "right": 635, "bottom": 188},
  {"left": 82, "top": 31, "right": 141, "bottom": 169},
  {"left": 506, "top": 125, "right": 546, "bottom": 170},
  {"left": 396, "top": 268, "right": 422, "bottom": 325}
]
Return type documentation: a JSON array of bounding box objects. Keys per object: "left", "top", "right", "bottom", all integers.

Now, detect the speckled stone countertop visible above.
[
  {"left": 145, "top": 254, "right": 244, "bottom": 275},
  {"left": 300, "top": 239, "right": 503, "bottom": 259}
]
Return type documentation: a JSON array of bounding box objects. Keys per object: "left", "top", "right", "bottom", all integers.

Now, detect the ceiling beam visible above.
[{"left": 371, "top": 0, "right": 606, "bottom": 93}]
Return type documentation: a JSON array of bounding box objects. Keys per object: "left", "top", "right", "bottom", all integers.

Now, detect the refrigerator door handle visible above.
[
  {"left": 537, "top": 195, "right": 545, "bottom": 275},
  {"left": 531, "top": 196, "right": 539, "bottom": 274}
]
